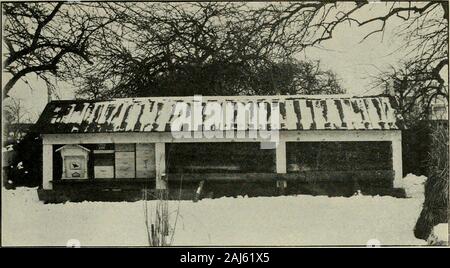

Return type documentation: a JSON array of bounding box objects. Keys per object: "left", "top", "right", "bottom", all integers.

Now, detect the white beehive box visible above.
[{"left": 56, "top": 145, "right": 90, "bottom": 180}]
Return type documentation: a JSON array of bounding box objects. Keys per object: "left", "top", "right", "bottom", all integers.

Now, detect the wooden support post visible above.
[
  {"left": 276, "top": 141, "right": 287, "bottom": 195},
  {"left": 276, "top": 141, "right": 287, "bottom": 174},
  {"left": 155, "top": 142, "right": 167, "bottom": 190},
  {"left": 392, "top": 132, "right": 403, "bottom": 188},
  {"left": 42, "top": 144, "right": 53, "bottom": 190}
]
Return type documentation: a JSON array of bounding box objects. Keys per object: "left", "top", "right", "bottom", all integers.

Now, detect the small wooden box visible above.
[
  {"left": 94, "top": 166, "right": 114, "bottom": 179},
  {"left": 115, "top": 151, "right": 135, "bottom": 178},
  {"left": 136, "top": 143, "right": 156, "bottom": 178}
]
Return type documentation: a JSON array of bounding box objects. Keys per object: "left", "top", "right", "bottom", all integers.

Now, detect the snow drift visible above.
[{"left": 2, "top": 184, "right": 427, "bottom": 246}]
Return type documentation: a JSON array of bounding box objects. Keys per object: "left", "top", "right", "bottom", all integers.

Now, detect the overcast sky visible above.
[{"left": 3, "top": 2, "right": 447, "bottom": 122}]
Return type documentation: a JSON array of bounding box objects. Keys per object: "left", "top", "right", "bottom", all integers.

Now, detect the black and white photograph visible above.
[{"left": 1, "top": 0, "right": 449, "bottom": 247}]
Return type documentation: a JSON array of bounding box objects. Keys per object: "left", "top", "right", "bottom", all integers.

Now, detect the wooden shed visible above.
[{"left": 34, "top": 94, "right": 404, "bottom": 201}]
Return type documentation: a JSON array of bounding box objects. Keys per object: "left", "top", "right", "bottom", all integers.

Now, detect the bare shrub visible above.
[
  {"left": 414, "top": 121, "right": 449, "bottom": 240},
  {"left": 142, "top": 189, "right": 170, "bottom": 246}
]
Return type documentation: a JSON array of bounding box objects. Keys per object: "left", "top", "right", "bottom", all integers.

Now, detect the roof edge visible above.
[{"left": 47, "top": 93, "right": 393, "bottom": 104}]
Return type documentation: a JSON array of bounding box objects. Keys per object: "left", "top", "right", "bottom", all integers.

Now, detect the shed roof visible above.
[{"left": 35, "top": 94, "right": 401, "bottom": 134}]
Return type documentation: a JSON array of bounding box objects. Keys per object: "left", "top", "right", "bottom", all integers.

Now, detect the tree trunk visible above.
[{"left": 3, "top": 75, "right": 21, "bottom": 99}]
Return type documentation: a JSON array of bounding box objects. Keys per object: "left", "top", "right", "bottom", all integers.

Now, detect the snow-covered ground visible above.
[{"left": 2, "top": 176, "right": 429, "bottom": 246}]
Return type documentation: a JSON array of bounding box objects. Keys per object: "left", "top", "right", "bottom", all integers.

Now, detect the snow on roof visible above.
[{"left": 35, "top": 94, "right": 402, "bottom": 134}]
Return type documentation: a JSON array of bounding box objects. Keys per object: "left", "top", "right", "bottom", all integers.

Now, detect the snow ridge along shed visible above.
[
  {"left": 35, "top": 94, "right": 404, "bottom": 201},
  {"left": 35, "top": 94, "right": 400, "bottom": 133}
]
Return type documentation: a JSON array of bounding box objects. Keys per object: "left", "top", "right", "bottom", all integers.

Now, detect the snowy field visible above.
[{"left": 2, "top": 176, "right": 428, "bottom": 246}]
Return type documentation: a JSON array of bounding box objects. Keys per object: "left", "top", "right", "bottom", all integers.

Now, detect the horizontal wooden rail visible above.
[{"left": 50, "top": 170, "right": 393, "bottom": 185}]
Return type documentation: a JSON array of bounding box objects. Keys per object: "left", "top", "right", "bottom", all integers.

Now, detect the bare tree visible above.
[
  {"left": 72, "top": 2, "right": 344, "bottom": 98},
  {"left": 372, "top": 60, "right": 448, "bottom": 125},
  {"left": 5, "top": 2, "right": 446, "bottom": 102},
  {"left": 2, "top": 2, "right": 118, "bottom": 99},
  {"left": 3, "top": 98, "right": 33, "bottom": 139},
  {"left": 74, "top": 74, "right": 108, "bottom": 100},
  {"left": 73, "top": 2, "right": 274, "bottom": 97},
  {"left": 253, "top": 1, "right": 448, "bottom": 103}
]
